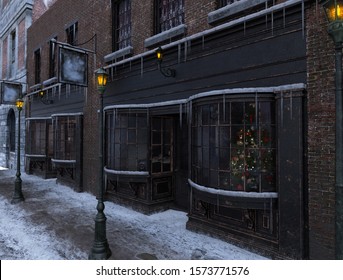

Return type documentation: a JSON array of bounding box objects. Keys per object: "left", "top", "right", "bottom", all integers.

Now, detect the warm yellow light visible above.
[
  {"left": 95, "top": 68, "right": 108, "bottom": 92},
  {"left": 97, "top": 74, "right": 107, "bottom": 87},
  {"left": 328, "top": 5, "right": 343, "bottom": 21},
  {"left": 156, "top": 47, "right": 163, "bottom": 61},
  {"left": 16, "top": 98, "right": 24, "bottom": 110},
  {"left": 39, "top": 90, "right": 44, "bottom": 97}
]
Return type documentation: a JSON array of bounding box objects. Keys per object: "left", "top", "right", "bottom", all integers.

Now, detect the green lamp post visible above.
[
  {"left": 89, "top": 68, "right": 112, "bottom": 260},
  {"left": 322, "top": 0, "right": 343, "bottom": 259},
  {"left": 11, "top": 96, "right": 25, "bottom": 204}
]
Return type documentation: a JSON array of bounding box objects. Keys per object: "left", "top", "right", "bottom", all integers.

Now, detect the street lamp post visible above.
[
  {"left": 11, "top": 97, "right": 25, "bottom": 204},
  {"left": 322, "top": 0, "right": 343, "bottom": 259},
  {"left": 89, "top": 67, "right": 112, "bottom": 260}
]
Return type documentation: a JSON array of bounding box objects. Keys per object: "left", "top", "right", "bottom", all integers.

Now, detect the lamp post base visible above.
[
  {"left": 89, "top": 201, "right": 112, "bottom": 260},
  {"left": 11, "top": 174, "right": 24, "bottom": 204}
]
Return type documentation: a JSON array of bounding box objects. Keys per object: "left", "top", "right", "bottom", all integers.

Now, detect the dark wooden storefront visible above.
[
  {"left": 26, "top": 84, "right": 85, "bottom": 191},
  {"left": 102, "top": 2, "right": 307, "bottom": 259}
]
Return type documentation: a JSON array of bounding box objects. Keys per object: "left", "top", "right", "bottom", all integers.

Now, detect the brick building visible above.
[
  {"left": 25, "top": 0, "right": 340, "bottom": 259},
  {"left": 0, "top": 0, "right": 33, "bottom": 171}
]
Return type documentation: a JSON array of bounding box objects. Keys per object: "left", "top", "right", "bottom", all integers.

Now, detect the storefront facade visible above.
[
  {"left": 25, "top": 0, "right": 340, "bottom": 259},
  {"left": 102, "top": 0, "right": 307, "bottom": 258}
]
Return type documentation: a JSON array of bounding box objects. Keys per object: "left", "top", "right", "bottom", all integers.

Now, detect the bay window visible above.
[{"left": 191, "top": 95, "right": 276, "bottom": 193}]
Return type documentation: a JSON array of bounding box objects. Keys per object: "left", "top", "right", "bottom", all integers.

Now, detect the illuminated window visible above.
[{"left": 191, "top": 96, "right": 276, "bottom": 193}]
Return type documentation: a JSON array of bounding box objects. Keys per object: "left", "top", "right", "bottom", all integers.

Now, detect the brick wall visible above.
[
  {"left": 18, "top": 18, "right": 26, "bottom": 70},
  {"left": 185, "top": 0, "right": 216, "bottom": 35},
  {"left": 27, "top": 0, "right": 112, "bottom": 194},
  {"left": 306, "top": 3, "right": 336, "bottom": 259},
  {"left": 131, "top": 0, "right": 154, "bottom": 54}
]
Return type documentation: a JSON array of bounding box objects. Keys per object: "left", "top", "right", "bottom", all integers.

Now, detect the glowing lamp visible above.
[
  {"left": 16, "top": 98, "right": 24, "bottom": 111},
  {"left": 95, "top": 67, "right": 108, "bottom": 93}
]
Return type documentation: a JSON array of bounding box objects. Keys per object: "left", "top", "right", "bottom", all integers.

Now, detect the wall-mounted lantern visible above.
[
  {"left": 156, "top": 47, "right": 176, "bottom": 78},
  {"left": 39, "top": 89, "right": 53, "bottom": 105}
]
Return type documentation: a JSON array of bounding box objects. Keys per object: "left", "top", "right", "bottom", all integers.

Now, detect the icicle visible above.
[
  {"left": 217, "top": 194, "right": 219, "bottom": 213},
  {"left": 244, "top": 21, "right": 246, "bottom": 36},
  {"left": 141, "top": 57, "right": 144, "bottom": 77},
  {"left": 223, "top": 94, "right": 226, "bottom": 123},
  {"left": 290, "top": 90, "right": 293, "bottom": 120},
  {"left": 178, "top": 43, "right": 181, "bottom": 64},
  {"left": 179, "top": 103, "right": 183, "bottom": 128},
  {"left": 147, "top": 108, "right": 150, "bottom": 127},
  {"left": 84, "top": 87, "right": 88, "bottom": 104},
  {"left": 66, "top": 84, "right": 70, "bottom": 98},
  {"left": 184, "top": 41, "right": 187, "bottom": 62},
  {"left": 202, "top": 35, "right": 205, "bottom": 50},
  {"left": 283, "top": 7, "right": 286, "bottom": 28},
  {"left": 58, "top": 84, "right": 62, "bottom": 100},
  {"left": 188, "top": 100, "right": 192, "bottom": 125},
  {"left": 271, "top": 12, "right": 274, "bottom": 35},
  {"left": 281, "top": 91, "right": 284, "bottom": 127},
  {"left": 255, "top": 92, "right": 258, "bottom": 130},
  {"left": 302, "top": 0, "right": 305, "bottom": 38}
]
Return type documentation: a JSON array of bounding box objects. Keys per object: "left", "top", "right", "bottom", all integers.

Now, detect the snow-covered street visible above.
[{"left": 0, "top": 167, "right": 267, "bottom": 260}]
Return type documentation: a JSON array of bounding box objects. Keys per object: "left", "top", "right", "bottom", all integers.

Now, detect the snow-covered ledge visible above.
[
  {"left": 51, "top": 159, "right": 76, "bottom": 165},
  {"left": 25, "top": 154, "right": 47, "bottom": 158},
  {"left": 208, "top": 0, "right": 268, "bottom": 24},
  {"left": 104, "top": 167, "right": 149, "bottom": 176},
  {"left": 188, "top": 178, "right": 278, "bottom": 199},
  {"left": 144, "top": 24, "right": 187, "bottom": 48},
  {"left": 104, "top": 46, "right": 134, "bottom": 63}
]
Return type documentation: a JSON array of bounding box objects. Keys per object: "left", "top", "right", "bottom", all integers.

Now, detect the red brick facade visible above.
[
  {"left": 27, "top": 0, "right": 112, "bottom": 193},
  {"left": 306, "top": 2, "right": 336, "bottom": 259}
]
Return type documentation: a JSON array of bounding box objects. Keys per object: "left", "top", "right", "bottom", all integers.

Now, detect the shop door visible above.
[{"left": 151, "top": 116, "right": 174, "bottom": 200}]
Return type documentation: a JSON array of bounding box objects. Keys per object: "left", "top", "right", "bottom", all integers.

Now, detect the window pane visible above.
[
  {"left": 191, "top": 99, "right": 276, "bottom": 193},
  {"left": 157, "top": 0, "right": 184, "bottom": 33},
  {"left": 231, "top": 102, "right": 244, "bottom": 125}
]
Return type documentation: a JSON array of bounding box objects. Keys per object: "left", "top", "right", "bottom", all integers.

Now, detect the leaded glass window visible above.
[
  {"left": 155, "top": 0, "right": 184, "bottom": 33},
  {"left": 191, "top": 96, "right": 276, "bottom": 193},
  {"left": 53, "top": 116, "right": 77, "bottom": 160},
  {"left": 113, "top": 0, "right": 132, "bottom": 51},
  {"left": 105, "top": 110, "right": 148, "bottom": 171}
]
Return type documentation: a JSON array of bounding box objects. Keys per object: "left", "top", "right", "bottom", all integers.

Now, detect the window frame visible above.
[
  {"left": 154, "top": 0, "right": 185, "bottom": 34},
  {"left": 34, "top": 48, "right": 41, "bottom": 84},
  {"left": 112, "top": 0, "right": 132, "bottom": 51},
  {"left": 105, "top": 110, "right": 148, "bottom": 172},
  {"left": 66, "top": 22, "right": 78, "bottom": 46},
  {"left": 191, "top": 95, "right": 277, "bottom": 193},
  {"left": 49, "top": 37, "right": 57, "bottom": 78}
]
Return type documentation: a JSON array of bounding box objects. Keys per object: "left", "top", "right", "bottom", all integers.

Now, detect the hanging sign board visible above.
[
  {"left": 58, "top": 46, "right": 88, "bottom": 87},
  {"left": 0, "top": 81, "right": 22, "bottom": 105}
]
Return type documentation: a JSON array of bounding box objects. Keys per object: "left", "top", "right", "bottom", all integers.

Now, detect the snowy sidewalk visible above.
[{"left": 0, "top": 168, "right": 267, "bottom": 260}]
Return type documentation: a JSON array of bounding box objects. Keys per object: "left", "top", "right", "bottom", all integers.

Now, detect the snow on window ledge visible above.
[
  {"left": 104, "top": 166, "right": 149, "bottom": 176},
  {"left": 144, "top": 24, "right": 187, "bottom": 48},
  {"left": 208, "top": 0, "right": 268, "bottom": 25},
  {"left": 104, "top": 46, "right": 134, "bottom": 63},
  {"left": 188, "top": 178, "right": 278, "bottom": 199}
]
